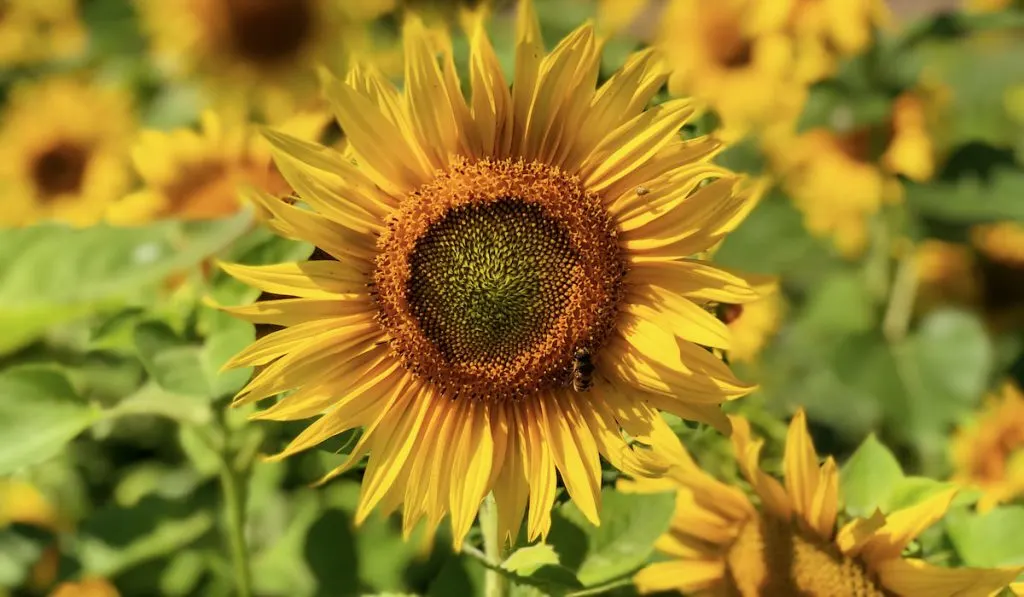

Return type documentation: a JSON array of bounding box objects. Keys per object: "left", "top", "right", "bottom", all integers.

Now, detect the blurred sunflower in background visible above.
[
  {"left": 218, "top": 0, "right": 765, "bottom": 548},
  {"left": 767, "top": 90, "right": 937, "bottom": 256},
  {"left": 107, "top": 109, "right": 329, "bottom": 224},
  {"left": 626, "top": 410, "right": 1021, "bottom": 596},
  {"left": 0, "top": 479, "right": 68, "bottom": 594},
  {"left": 718, "top": 275, "right": 783, "bottom": 364},
  {"left": 0, "top": 77, "right": 135, "bottom": 228},
  {"left": 951, "top": 382, "right": 1024, "bottom": 512},
  {"left": 0, "top": 0, "right": 87, "bottom": 66},
  {"left": 786, "top": 0, "right": 891, "bottom": 82},
  {"left": 135, "top": 0, "right": 391, "bottom": 119}
]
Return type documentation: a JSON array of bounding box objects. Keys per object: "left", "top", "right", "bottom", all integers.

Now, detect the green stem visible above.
[
  {"left": 479, "top": 494, "right": 508, "bottom": 597},
  {"left": 219, "top": 460, "right": 252, "bottom": 597},
  {"left": 883, "top": 248, "right": 918, "bottom": 344}
]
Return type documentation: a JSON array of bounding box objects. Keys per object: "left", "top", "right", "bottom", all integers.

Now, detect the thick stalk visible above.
[
  {"left": 219, "top": 463, "right": 252, "bottom": 597},
  {"left": 479, "top": 494, "right": 508, "bottom": 597}
]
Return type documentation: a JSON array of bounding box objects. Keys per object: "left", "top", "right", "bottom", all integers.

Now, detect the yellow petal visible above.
[
  {"left": 218, "top": 261, "right": 368, "bottom": 298},
  {"left": 627, "top": 259, "right": 759, "bottom": 305},
  {"left": 468, "top": 9, "right": 512, "bottom": 158},
  {"left": 539, "top": 393, "right": 602, "bottom": 525},
  {"left": 874, "top": 557, "right": 1022, "bottom": 597},
  {"left": 403, "top": 16, "right": 463, "bottom": 169},
  {"left": 784, "top": 409, "right": 822, "bottom": 530},
  {"left": 448, "top": 401, "right": 495, "bottom": 548},
  {"left": 492, "top": 404, "right": 530, "bottom": 545},
  {"left": 835, "top": 510, "right": 887, "bottom": 556},
  {"left": 521, "top": 400, "right": 557, "bottom": 541},
  {"left": 633, "top": 559, "right": 725, "bottom": 595},
  {"left": 214, "top": 296, "right": 372, "bottom": 326},
  {"left": 860, "top": 487, "right": 959, "bottom": 564},
  {"left": 809, "top": 456, "right": 839, "bottom": 540},
  {"left": 624, "top": 294, "right": 732, "bottom": 349},
  {"left": 510, "top": 0, "right": 545, "bottom": 158}
]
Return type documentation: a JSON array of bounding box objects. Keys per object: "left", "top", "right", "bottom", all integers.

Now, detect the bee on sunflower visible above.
[
  {"left": 625, "top": 410, "right": 1022, "bottom": 596},
  {"left": 216, "top": 0, "right": 765, "bottom": 548}
]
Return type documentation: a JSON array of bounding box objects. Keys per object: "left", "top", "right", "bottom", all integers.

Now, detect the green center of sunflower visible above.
[
  {"left": 374, "top": 158, "right": 625, "bottom": 401},
  {"left": 726, "top": 516, "right": 891, "bottom": 597},
  {"left": 32, "top": 142, "right": 89, "bottom": 200},
  {"left": 223, "top": 0, "right": 313, "bottom": 66}
]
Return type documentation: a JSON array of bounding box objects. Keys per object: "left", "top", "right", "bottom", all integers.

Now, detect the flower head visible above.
[
  {"left": 628, "top": 410, "right": 1022, "bottom": 596},
  {"left": 0, "top": 0, "right": 86, "bottom": 66},
  {"left": 952, "top": 382, "right": 1024, "bottom": 512},
  {"left": 217, "top": 0, "right": 764, "bottom": 548}
]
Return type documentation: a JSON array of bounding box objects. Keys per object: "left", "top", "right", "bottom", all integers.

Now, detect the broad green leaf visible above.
[
  {"left": 840, "top": 434, "right": 905, "bottom": 517},
  {"left": 946, "top": 506, "right": 1024, "bottom": 568},
  {"left": 501, "top": 544, "right": 581, "bottom": 593},
  {"left": 0, "top": 367, "right": 103, "bottom": 474},
  {"left": 250, "top": 492, "right": 321, "bottom": 597},
  {"left": 549, "top": 488, "right": 676, "bottom": 587},
  {"left": 133, "top": 322, "right": 212, "bottom": 397},
  {"left": 0, "top": 213, "right": 251, "bottom": 355},
  {"left": 886, "top": 477, "right": 955, "bottom": 512}
]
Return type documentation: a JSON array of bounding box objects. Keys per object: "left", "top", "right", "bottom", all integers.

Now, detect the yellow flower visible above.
[
  {"left": 787, "top": 0, "right": 891, "bottom": 82},
  {"left": 1, "top": 479, "right": 63, "bottom": 592},
  {"left": 655, "top": 0, "right": 806, "bottom": 139},
  {"left": 971, "top": 222, "right": 1024, "bottom": 269},
  {"left": 628, "top": 410, "right": 1022, "bottom": 596},
  {"left": 718, "top": 276, "right": 783, "bottom": 364},
  {"left": 135, "top": 0, "right": 389, "bottom": 119},
  {"left": 108, "top": 110, "right": 329, "bottom": 224},
  {"left": 0, "top": 78, "right": 135, "bottom": 228},
  {"left": 915, "top": 240, "right": 981, "bottom": 313},
  {"left": 951, "top": 382, "right": 1024, "bottom": 512},
  {"left": 0, "top": 0, "right": 86, "bottom": 66},
  {"left": 768, "top": 89, "right": 935, "bottom": 257},
  {"left": 217, "top": 0, "right": 765, "bottom": 548},
  {"left": 595, "top": 0, "right": 650, "bottom": 35},
  {"left": 48, "top": 579, "right": 120, "bottom": 597}
]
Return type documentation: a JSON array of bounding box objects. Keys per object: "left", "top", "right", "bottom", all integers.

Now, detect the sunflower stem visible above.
[
  {"left": 883, "top": 246, "right": 918, "bottom": 344},
  {"left": 480, "top": 494, "right": 508, "bottom": 597},
  {"left": 219, "top": 462, "right": 252, "bottom": 597}
]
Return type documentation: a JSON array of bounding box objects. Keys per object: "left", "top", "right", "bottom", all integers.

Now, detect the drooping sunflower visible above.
[
  {"left": 0, "top": 77, "right": 135, "bottom": 228},
  {"left": 653, "top": 0, "right": 807, "bottom": 140},
  {"left": 766, "top": 90, "right": 936, "bottom": 257},
  {"left": 136, "top": 0, "right": 391, "bottom": 119},
  {"left": 0, "top": 0, "right": 87, "bottom": 66},
  {"left": 626, "top": 410, "right": 1022, "bottom": 596},
  {"left": 108, "top": 110, "right": 329, "bottom": 224},
  {"left": 951, "top": 382, "right": 1024, "bottom": 512},
  {"left": 217, "top": 0, "right": 765, "bottom": 548}
]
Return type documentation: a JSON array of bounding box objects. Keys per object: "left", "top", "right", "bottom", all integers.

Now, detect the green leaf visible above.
[
  {"left": 549, "top": 488, "right": 676, "bottom": 588},
  {"left": 159, "top": 550, "right": 207, "bottom": 597},
  {"left": 886, "top": 477, "right": 954, "bottom": 512},
  {"left": 906, "top": 167, "right": 1024, "bottom": 223},
  {"left": 133, "top": 322, "right": 212, "bottom": 397},
  {"left": 0, "top": 214, "right": 252, "bottom": 355},
  {"left": 502, "top": 544, "right": 561, "bottom": 576},
  {"left": 840, "top": 434, "right": 905, "bottom": 517},
  {"left": 0, "top": 367, "right": 103, "bottom": 474},
  {"left": 0, "top": 526, "right": 49, "bottom": 586},
  {"left": 946, "top": 506, "right": 1024, "bottom": 568}
]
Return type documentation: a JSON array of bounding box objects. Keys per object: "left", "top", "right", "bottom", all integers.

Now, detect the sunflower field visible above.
[{"left": 2, "top": 0, "right": 1024, "bottom": 595}]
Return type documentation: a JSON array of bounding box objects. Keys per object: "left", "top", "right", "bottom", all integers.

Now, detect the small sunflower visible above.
[
  {"left": 218, "top": 1, "right": 764, "bottom": 548},
  {"left": 108, "top": 110, "right": 329, "bottom": 224},
  {"left": 0, "top": 0, "right": 86, "bottom": 66},
  {"left": 716, "top": 275, "right": 782, "bottom": 364},
  {"left": 136, "top": 0, "right": 389, "bottom": 119},
  {"left": 971, "top": 222, "right": 1024, "bottom": 269},
  {"left": 627, "top": 410, "right": 1022, "bottom": 596},
  {"left": 654, "top": 0, "right": 806, "bottom": 139},
  {"left": 787, "top": 0, "right": 891, "bottom": 82},
  {"left": 951, "top": 382, "right": 1024, "bottom": 512},
  {"left": 767, "top": 90, "right": 936, "bottom": 257},
  {"left": 0, "top": 77, "right": 135, "bottom": 228}
]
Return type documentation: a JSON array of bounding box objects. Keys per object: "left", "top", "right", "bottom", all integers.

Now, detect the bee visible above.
[
  {"left": 635, "top": 185, "right": 650, "bottom": 196},
  {"left": 571, "top": 348, "right": 594, "bottom": 392}
]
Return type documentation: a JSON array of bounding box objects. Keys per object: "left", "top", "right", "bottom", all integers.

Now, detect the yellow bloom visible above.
[
  {"left": 971, "top": 222, "right": 1024, "bottom": 268},
  {"left": 135, "top": 0, "right": 389, "bottom": 119},
  {"left": 48, "top": 578, "right": 120, "bottom": 597},
  {"left": 951, "top": 382, "right": 1024, "bottom": 512},
  {"left": 0, "top": 78, "right": 135, "bottom": 228},
  {"left": 1, "top": 479, "right": 63, "bottom": 592},
  {"left": 787, "top": 0, "right": 891, "bottom": 82},
  {"left": 768, "top": 89, "right": 935, "bottom": 257},
  {"left": 218, "top": 0, "right": 765, "bottom": 548},
  {"left": 628, "top": 410, "right": 1021, "bottom": 596},
  {"left": 0, "top": 0, "right": 86, "bottom": 66},
  {"left": 915, "top": 240, "right": 981, "bottom": 313},
  {"left": 719, "top": 276, "right": 783, "bottom": 364},
  {"left": 108, "top": 110, "right": 329, "bottom": 224},
  {"left": 655, "top": 0, "right": 805, "bottom": 139}
]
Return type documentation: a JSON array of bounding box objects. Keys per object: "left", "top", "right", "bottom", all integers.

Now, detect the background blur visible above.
[{"left": 1, "top": 0, "right": 1023, "bottom": 595}]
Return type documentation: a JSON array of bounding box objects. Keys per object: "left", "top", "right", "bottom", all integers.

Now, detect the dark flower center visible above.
[
  {"left": 31, "top": 142, "right": 89, "bottom": 200},
  {"left": 223, "top": 0, "right": 314, "bottom": 66}
]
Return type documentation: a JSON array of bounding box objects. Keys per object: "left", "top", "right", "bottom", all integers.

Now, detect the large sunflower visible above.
[
  {"left": 0, "top": 78, "right": 135, "bottom": 228},
  {"left": 136, "top": 0, "right": 391, "bottom": 119},
  {"left": 627, "top": 410, "right": 1022, "bottom": 596},
  {"left": 951, "top": 382, "right": 1024, "bottom": 512},
  {"left": 108, "top": 110, "right": 328, "bottom": 224},
  {"left": 218, "top": 1, "right": 764, "bottom": 548}
]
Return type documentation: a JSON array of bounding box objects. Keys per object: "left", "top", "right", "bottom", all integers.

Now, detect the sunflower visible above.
[
  {"left": 0, "top": 0, "right": 86, "bottom": 66},
  {"left": 915, "top": 240, "right": 981, "bottom": 314},
  {"left": 717, "top": 275, "right": 782, "bottom": 364},
  {"left": 0, "top": 78, "right": 135, "bottom": 228},
  {"left": 626, "top": 410, "right": 1022, "bottom": 596},
  {"left": 216, "top": 0, "right": 764, "bottom": 548},
  {"left": 786, "top": 0, "right": 891, "bottom": 83},
  {"left": 654, "top": 0, "right": 806, "bottom": 140},
  {"left": 108, "top": 110, "right": 329, "bottom": 224},
  {"left": 767, "top": 90, "right": 936, "bottom": 257},
  {"left": 951, "top": 382, "right": 1024, "bottom": 512},
  {"left": 0, "top": 479, "right": 63, "bottom": 592},
  {"left": 971, "top": 222, "right": 1024, "bottom": 269},
  {"left": 135, "top": 0, "right": 390, "bottom": 119},
  {"left": 49, "top": 579, "right": 120, "bottom": 597}
]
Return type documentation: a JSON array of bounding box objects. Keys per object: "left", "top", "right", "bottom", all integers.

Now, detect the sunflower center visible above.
[
  {"left": 726, "top": 516, "right": 891, "bottom": 597},
  {"left": 223, "top": 0, "right": 313, "bottom": 66},
  {"left": 31, "top": 142, "right": 89, "bottom": 200},
  {"left": 706, "top": 17, "right": 753, "bottom": 69},
  {"left": 717, "top": 303, "right": 744, "bottom": 325},
  {"left": 374, "top": 159, "right": 625, "bottom": 401}
]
